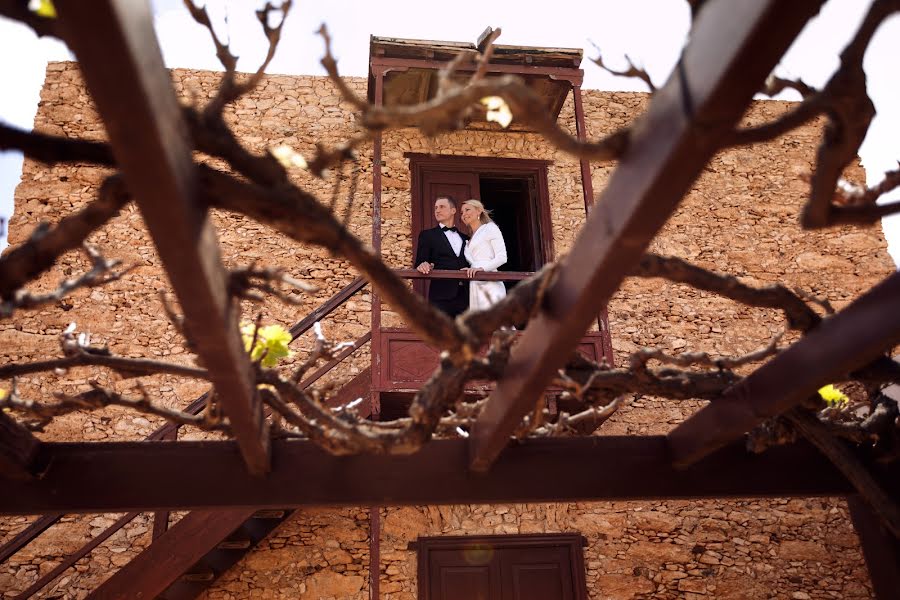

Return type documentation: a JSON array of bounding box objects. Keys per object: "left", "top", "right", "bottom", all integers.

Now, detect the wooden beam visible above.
[
  {"left": 87, "top": 509, "right": 256, "bottom": 600},
  {"left": 17, "top": 512, "right": 139, "bottom": 599},
  {"left": 3, "top": 437, "right": 897, "bottom": 514},
  {"left": 55, "top": 0, "right": 269, "bottom": 474},
  {"left": 848, "top": 496, "right": 900, "bottom": 600},
  {"left": 0, "top": 514, "right": 60, "bottom": 565},
  {"left": 469, "top": 0, "right": 825, "bottom": 471},
  {"left": 289, "top": 276, "right": 367, "bottom": 339},
  {"left": 0, "top": 411, "right": 41, "bottom": 479},
  {"left": 668, "top": 272, "right": 900, "bottom": 467}
]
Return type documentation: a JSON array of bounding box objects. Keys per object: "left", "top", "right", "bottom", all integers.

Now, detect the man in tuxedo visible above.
[{"left": 415, "top": 195, "right": 470, "bottom": 317}]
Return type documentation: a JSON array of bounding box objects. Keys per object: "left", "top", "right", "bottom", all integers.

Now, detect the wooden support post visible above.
[
  {"left": 572, "top": 85, "right": 594, "bottom": 215},
  {"left": 848, "top": 496, "right": 900, "bottom": 600},
  {"left": 369, "top": 507, "right": 381, "bottom": 600},
  {"left": 370, "top": 67, "right": 385, "bottom": 417},
  {"left": 0, "top": 411, "right": 41, "bottom": 480},
  {"left": 669, "top": 272, "right": 900, "bottom": 467},
  {"left": 55, "top": 0, "right": 269, "bottom": 474},
  {"left": 469, "top": 0, "right": 825, "bottom": 472},
  {"left": 573, "top": 84, "right": 614, "bottom": 365}
]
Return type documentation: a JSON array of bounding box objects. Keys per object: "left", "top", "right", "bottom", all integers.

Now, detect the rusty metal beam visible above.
[
  {"left": 55, "top": 0, "right": 269, "bottom": 474},
  {"left": 468, "top": 0, "right": 825, "bottom": 472},
  {"left": 668, "top": 271, "right": 900, "bottom": 466},
  {"left": 4, "top": 437, "right": 898, "bottom": 514}
]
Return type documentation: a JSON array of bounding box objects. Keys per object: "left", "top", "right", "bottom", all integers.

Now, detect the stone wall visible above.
[{"left": 1, "top": 62, "right": 895, "bottom": 599}]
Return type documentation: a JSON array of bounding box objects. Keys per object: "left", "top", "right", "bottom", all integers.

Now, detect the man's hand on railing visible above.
[{"left": 415, "top": 261, "right": 434, "bottom": 275}]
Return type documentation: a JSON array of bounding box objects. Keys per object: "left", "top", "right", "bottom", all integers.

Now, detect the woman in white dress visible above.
[{"left": 460, "top": 199, "right": 508, "bottom": 311}]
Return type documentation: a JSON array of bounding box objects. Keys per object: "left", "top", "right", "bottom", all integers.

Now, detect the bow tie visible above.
[{"left": 441, "top": 226, "right": 458, "bottom": 233}]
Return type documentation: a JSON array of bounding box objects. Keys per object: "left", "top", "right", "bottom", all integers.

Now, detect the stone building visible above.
[{"left": 0, "top": 35, "right": 896, "bottom": 600}]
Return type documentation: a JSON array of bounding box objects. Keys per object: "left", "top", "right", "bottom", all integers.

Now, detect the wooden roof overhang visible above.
[{"left": 366, "top": 35, "right": 584, "bottom": 132}]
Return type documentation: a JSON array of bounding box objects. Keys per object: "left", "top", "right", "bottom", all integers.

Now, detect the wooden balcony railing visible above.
[{"left": 393, "top": 268, "right": 534, "bottom": 281}]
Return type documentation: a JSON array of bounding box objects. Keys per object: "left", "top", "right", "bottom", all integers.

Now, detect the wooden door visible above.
[
  {"left": 499, "top": 547, "right": 576, "bottom": 600},
  {"left": 419, "top": 535, "right": 586, "bottom": 600},
  {"left": 414, "top": 170, "right": 480, "bottom": 298},
  {"left": 416, "top": 170, "right": 480, "bottom": 239},
  {"left": 427, "top": 547, "right": 500, "bottom": 600}
]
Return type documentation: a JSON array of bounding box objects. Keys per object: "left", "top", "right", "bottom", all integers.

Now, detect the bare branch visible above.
[
  {"left": 229, "top": 264, "right": 318, "bottom": 305},
  {"left": 0, "top": 324, "right": 209, "bottom": 380},
  {"left": 0, "top": 174, "right": 129, "bottom": 300},
  {"left": 760, "top": 74, "right": 817, "bottom": 99},
  {"left": 0, "top": 122, "right": 115, "bottom": 166},
  {"left": 1, "top": 244, "right": 134, "bottom": 318},
  {"left": 633, "top": 254, "right": 822, "bottom": 332},
  {"left": 629, "top": 330, "right": 783, "bottom": 371},
  {"left": 186, "top": 0, "right": 293, "bottom": 117},
  {"left": 590, "top": 44, "right": 657, "bottom": 93},
  {"left": 318, "top": 28, "right": 630, "bottom": 162},
  {"left": 1, "top": 383, "right": 225, "bottom": 433},
  {"left": 787, "top": 407, "right": 900, "bottom": 537}
]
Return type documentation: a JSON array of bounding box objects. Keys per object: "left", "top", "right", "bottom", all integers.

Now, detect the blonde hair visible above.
[{"left": 462, "top": 199, "right": 493, "bottom": 224}]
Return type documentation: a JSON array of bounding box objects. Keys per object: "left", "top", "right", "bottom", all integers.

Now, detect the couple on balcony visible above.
[{"left": 415, "top": 195, "right": 508, "bottom": 317}]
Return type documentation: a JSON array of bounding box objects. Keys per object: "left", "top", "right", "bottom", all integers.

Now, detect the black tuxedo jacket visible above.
[{"left": 414, "top": 227, "right": 470, "bottom": 300}]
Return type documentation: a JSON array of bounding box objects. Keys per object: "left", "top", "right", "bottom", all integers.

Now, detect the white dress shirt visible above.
[{"left": 442, "top": 226, "right": 463, "bottom": 256}]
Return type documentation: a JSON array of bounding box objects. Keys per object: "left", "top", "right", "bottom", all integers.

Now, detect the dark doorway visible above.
[{"left": 479, "top": 176, "right": 539, "bottom": 277}]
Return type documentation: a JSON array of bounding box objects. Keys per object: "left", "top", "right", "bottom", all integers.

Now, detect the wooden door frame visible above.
[
  {"left": 412, "top": 533, "right": 588, "bottom": 600},
  {"left": 407, "top": 153, "right": 556, "bottom": 265}
]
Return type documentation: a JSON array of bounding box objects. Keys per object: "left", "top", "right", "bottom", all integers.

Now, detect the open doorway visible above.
[
  {"left": 479, "top": 176, "right": 539, "bottom": 277},
  {"left": 409, "top": 154, "right": 554, "bottom": 283}
]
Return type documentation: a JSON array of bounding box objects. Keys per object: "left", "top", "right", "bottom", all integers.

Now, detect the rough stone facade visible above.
[{"left": 1, "top": 62, "right": 895, "bottom": 599}]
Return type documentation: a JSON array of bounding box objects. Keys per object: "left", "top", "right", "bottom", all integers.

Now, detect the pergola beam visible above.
[
  {"left": 668, "top": 272, "right": 900, "bottom": 466},
  {"left": 0, "top": 411, "right": 41, "bottom": 480},
  {"left": 55, "top": 0, "right": 269, "bottom": 474},
  {"left": 3, "top": 437, "right": 897, "bottom": 515},
  {"left": 469, "top": 0, "right": 826, "bottom": 471}
]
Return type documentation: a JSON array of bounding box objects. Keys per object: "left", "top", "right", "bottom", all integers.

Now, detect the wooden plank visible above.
[
  {"left": 55, "top": 0, "right": 269, "bottom": 474},
  {"left": 668, "top": 272, "right": 900, "bottom": 466},
  {"left": 4, "top": 437, "right": 897, "bottom": 514},
  {"left": 0, "top": 411, "right": 40, "bottom": 480},
  {"left": 468, "top": 0, "right": 825, "bottom": 472},
  {"left": 289, "top": 276, "right": 367, "bottom": 339},
  {"left": 299, "top": 332, "right": 371, "bottom": 390},
  {"left": 0, "top": 514, "right": 61, "bottom": 565},
  {"left": 17, "top": 511, "right": 138, "bottom": 599},
  {"left": 87, "top": 509, "right": 256, "bottom": 600},
  {"left": 847, "top": 496, "right": 900, "bottom": 600}
]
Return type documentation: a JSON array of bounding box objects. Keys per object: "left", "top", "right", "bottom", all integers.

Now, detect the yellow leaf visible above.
[
  {"left": 30, "top": 0, "right": 57, "bottom": 18},
  {"left": 0, "top": 389, "right": 7, "bottom": 400},
  {"left": 480, "top": 96, "right": 513, "bottom": 128},
  {"left": 818, "top": 384, "right": 848, "bottom": 407},
  {"left": 241, "top": 322, "right": 294, "bottom": 367}
]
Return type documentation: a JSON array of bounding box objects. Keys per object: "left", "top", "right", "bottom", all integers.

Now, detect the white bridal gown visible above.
[{"left": 463, "top": 221, "right": 508, "bottom": 311}]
